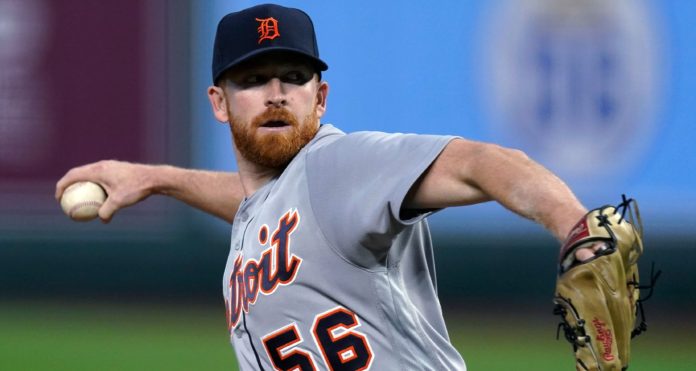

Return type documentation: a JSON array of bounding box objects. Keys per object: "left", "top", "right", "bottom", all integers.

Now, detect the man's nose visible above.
[{"left": 265, "top": 78, "right": 287, "bottom": 108}]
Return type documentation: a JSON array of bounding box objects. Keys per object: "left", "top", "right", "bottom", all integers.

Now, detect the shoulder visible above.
[{"left": 308, "top": 127, "right": 455, "bottom": 156}]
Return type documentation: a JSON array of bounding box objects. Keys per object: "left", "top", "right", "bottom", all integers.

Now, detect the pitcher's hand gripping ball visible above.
[
  {"left": 60, "top": 181, "right": 107, "bottom": 221},
  {"left": 553, "top": 196, "right": 657, "bottom": 371}
]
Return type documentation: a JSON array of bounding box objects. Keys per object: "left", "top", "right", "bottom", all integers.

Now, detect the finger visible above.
[
  {"left": 574, "top": 242, "right": 609, "bottom": 262},
  {"left": 98, "top": 199, "right": 118, "bottom": 224},
  {"left": 575, "top": 247, "right": 595, "bottom": 261},
  {"left": 55, "top": 166, "right": 91, "bottom": 200},
  {"left": 592, "top": 242, "right": 608, "bottom": 253},
  {"left": 55, "top": 172, "right": 76, "bottom": 200},
  {"left": 56, "top": 162, "right": 113, "bottom": 201}
]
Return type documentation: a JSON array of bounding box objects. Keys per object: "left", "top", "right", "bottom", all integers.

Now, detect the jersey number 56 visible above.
[{"left": 262, "top": 306, "right": 374, "bottom": 371}]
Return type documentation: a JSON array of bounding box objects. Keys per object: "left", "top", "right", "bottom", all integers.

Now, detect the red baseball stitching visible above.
[{"left": 69, "top": 200, "right": 102, "bottom": 218}]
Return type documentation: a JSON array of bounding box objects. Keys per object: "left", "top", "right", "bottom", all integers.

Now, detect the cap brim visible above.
[{"left": 214, "top": 47, "right": 328, "bottom": 83}]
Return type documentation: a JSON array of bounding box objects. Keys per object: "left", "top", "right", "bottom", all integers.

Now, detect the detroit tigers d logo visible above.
[{"left": 256, "top": 17, "right": 280, "bottom": 44}]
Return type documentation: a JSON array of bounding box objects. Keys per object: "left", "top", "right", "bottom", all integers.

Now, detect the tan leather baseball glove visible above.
[{"left": 553, "top": 196, "right": 658, "bottom": 371}]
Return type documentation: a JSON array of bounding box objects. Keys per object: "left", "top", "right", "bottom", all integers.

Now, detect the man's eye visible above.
[
  {"left": 242, "top": 75, "right": 267, "bottom": 85},
  {"left": 281, "top": 71, "right": 310, "bottom": 84}
]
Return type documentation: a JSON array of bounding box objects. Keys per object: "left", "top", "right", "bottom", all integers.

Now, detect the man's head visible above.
[
  {"left": 207, "top": 4, "right": 329, "bottom": 169},
  {"left": 211, "top": 4, "right": 328, "bottom": 85}
]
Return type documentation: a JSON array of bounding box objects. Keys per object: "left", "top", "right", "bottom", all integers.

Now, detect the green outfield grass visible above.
[
  {"left": 447, "top": 309, "right": 696, "bottom": 371},
  {"left": 0, "top": 301, "right": 693, "bottom": 370}
]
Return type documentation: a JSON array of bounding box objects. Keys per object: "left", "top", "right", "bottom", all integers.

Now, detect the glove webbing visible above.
[{"left": 630, "top": 262, "right": 662, "bottom": 338}]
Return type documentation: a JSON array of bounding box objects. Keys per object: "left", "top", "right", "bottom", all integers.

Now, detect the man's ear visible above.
[
  {"left": 207, "top": 86, "right": 230, "bottom": 123},
  {"left": 315, "top": 80, "right": 329, "bottom": 119}
]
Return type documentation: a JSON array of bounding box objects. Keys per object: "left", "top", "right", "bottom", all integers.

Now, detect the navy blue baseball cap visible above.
[{"left": 212, "top": 4, "right": 329, "bottom": 83}]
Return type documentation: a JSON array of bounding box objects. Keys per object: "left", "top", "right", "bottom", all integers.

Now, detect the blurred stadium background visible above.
[{"left": 1, "top": 0, "right": 694, "bottom": 369}]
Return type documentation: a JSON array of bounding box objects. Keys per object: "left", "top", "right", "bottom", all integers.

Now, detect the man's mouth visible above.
[{"left": 261, "top": 120, "right": 289, "bottom": 128}]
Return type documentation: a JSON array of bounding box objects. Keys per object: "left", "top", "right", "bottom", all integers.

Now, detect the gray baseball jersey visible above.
[{"left": 222, "top": 124, "right": 466, "bottom": 370}]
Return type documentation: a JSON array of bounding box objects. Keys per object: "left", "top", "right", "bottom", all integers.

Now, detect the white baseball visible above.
[{"left": 60, "top": 181, "right": 107, "bottom": 221}]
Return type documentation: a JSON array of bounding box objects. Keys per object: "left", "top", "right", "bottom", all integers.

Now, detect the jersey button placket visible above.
[
  {"left": 236, "top": 211, "right": 252, "bottom": 252},
  {"left": 231, "top": 222, "right": 243, "bottom": 251},
  {"left": 232, "top": 202, "right": 250, "bottom": 251},
  {"left": 233, "top": 325, "right": 245, "bottom": 338}
]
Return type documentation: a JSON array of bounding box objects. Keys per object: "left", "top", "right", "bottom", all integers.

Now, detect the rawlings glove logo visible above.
[{"left": 592, "top": 318, "right": 615, "bottom": 361}]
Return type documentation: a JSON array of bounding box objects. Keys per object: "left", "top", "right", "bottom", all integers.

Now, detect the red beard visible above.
[{"left": 230, "top": 107, "right": 319, "bottom": 169}]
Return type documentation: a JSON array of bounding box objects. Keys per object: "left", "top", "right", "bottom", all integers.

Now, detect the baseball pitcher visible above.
[{"left": 57, "top": 4, "right": 651, "bottom": 370}]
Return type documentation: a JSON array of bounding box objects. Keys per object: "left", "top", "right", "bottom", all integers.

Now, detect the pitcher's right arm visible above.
[{"left": 56, "top": 160, "right": 243, "bottom": 223}]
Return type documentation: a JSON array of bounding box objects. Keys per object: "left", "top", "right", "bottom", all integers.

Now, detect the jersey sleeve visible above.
[{"left": 305, "top": 131, "right": 455, "bottom": 267}]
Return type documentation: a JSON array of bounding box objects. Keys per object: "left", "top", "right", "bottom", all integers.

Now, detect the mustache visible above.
[{"left": 251, "top": 107, "right": 300, "bottom": 128}]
